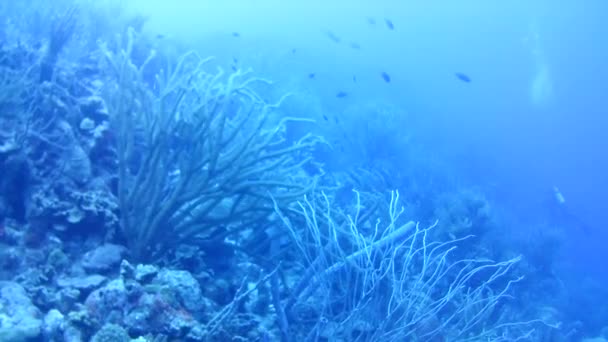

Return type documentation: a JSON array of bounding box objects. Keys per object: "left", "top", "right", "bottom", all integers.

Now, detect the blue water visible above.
[
  {"left": 149, "top": 0, "right": 608, "bottom": 333},
  {"left": 126, "top": 0, "right": 608, "bottom": 335},
  {"left": 3, "top": 0, "right": 607, "bottom": 339}
]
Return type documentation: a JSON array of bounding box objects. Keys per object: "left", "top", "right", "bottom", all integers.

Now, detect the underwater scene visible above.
[{"left": 0, "top": 0, "right": 606, "bottom": 341}]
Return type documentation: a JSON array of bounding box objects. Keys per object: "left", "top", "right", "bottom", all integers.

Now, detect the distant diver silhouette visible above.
[{"left": 550, "top": 186, "right": 592, "bottom": 234}]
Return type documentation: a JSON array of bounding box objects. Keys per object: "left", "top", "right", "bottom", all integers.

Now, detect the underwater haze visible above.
[
  {"left": 136, "top": 0, "right": 608, "bottom": 225},
  {"left": 138, "top": 0, "right": 608, "bottom": 321},
  {"left": 0, "top": 0, "right": 607, "bottom": 340}
]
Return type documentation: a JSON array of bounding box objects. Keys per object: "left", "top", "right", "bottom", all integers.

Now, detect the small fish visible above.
[
  {"left": 380, "top": 71, "right": 391, "bottom": 83},
  {"left": 349, "top": 42, "right": 361, "bottom": 50},
  {"left": 322, "top": 114, "right": 329, "bottom": 121},
  {"left": 231, "top": 57, "right": 239, "bottom": 72},
  {"left": 336, "top": 91, "right": 348, "bottom": 98},
  {"left": 291, "top": 48, "right": 297, "bottom": 54},
  {"left": 454, "top": 72, "right": 471, "bottom": 83},
  {"left": 308, "top": 73, "right": 316, "bottom": 79},
  {"left": 385, "top": 18, "right": 394, "bottom": 30},
  {"left": 366, "top": 17, "right": 377, "bottom": 25},
  {"left": 353, "top": 75, "right": 357, "bottom": 83},
  {"left": 232, "top": 32, "right": 241, "bottom": 38},
  {"left": 155, "top": 34, "right": 165, "bottom": 39},
  {"left": 323, "top": 30, "right": 342, "bottom": 44}
]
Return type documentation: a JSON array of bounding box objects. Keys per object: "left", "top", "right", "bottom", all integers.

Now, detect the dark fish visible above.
[
  {"left": 322, "top": 114, "right": 329, "bottom": 121},
  {"left": 336, "top": 91, "right": 348, "bottom": 98},
  {"left": 308, "top": 73, "right": 316, "bottom": 79},
  {"left": 155, "top": 34, "right": 165, "bottom": 39},
  {"left": 231, "top": 57, "right": 238, "bottom": 72},
  {"left": 353, "top": 75, "right": 357, "bottom": 83},
  {"left": 366, "top": 17, "right": 376, "bottom": 25},
  {"left": 454, "top": 72, "right": 471, "bottom": 83},
  {"left": 232, "top": 32, "right": 241, "bottom": 38},
  {"left": 323, "top": 30, "right": 342, "bottom": 44},
  {"left": 380, "top": 71, "right": 391, "bottom": 83},
  {"left": 291, "top": 48, "right": 297, "bottom": 54},
  {"left": 349, "top": 42, "right": 361, "bottom": 50},
  {"left": 385, "top": 18, "right": 394, "bottom": 30}
]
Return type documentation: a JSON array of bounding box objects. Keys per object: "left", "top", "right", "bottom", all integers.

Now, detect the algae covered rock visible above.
[
  {"left": 91, "top": 323, "right": 130, "bottom": 342},
  {"left": 0, "top": 281, "right": 42, "bottom": 341}
]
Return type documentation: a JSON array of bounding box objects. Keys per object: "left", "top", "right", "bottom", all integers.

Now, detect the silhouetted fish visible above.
[
  {"left": 385, "top": 18, "right": 394, "bottom": 30},
  {"left": 323, "top": 30, "right": 342, "bottom": 44},
  {"left": 322, "top": 114, "right": 329, "bottom": 121},
  {"left": 381, "top": 71, "right": 391, "bottom": 83},
  {"left": 366, "top": 17, "right": 376, "bottom": 25},
  {"left": 336, "top": 91, "right": 348, "bottom": 98},
  {"left": 231, "top": 57, "right": 238, "bottom": 72},
  {"left": 232, "top": 32, "right": 241, "bottom": 38},
  {"left": 353, "top": 75, "right": 357, "bottom": 83},
  {"left": 349, "top": 42, "right": 361, "bottom": 50},
  {"left": 455, "top": 72, "right": 471, "bottom": 83},
  {"left": 308, "top": 73, "right": 316, "bottom": 79}
]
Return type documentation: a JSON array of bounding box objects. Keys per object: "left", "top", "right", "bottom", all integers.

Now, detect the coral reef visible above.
[{"left": 0, "top": 2, "right": 591, "bottom": 341}]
